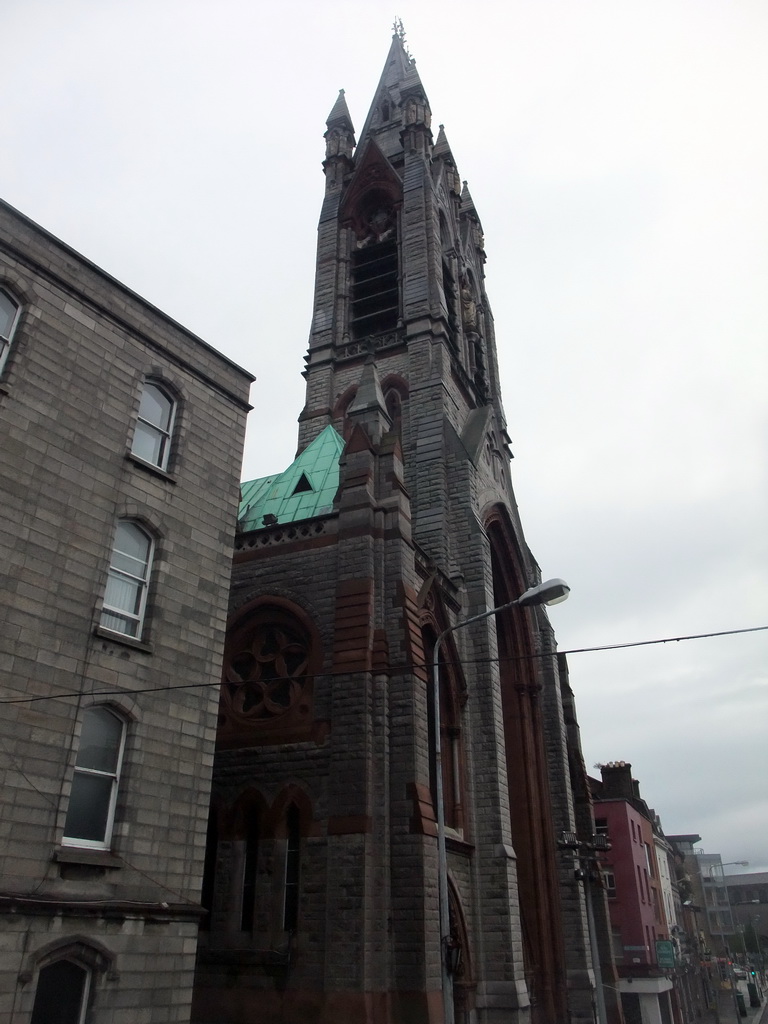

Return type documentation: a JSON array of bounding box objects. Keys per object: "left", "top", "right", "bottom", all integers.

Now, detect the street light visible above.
[{"left": 432, "top": 578, "right": 570, "bottom": 1024}]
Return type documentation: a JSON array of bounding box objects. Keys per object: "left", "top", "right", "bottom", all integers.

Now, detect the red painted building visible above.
[{"left": 591, "top": 763, "right": 674, "bottom": 1024}]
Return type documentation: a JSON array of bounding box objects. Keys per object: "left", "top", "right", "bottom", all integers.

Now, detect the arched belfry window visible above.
[
  {"left": 219, "top": 601, "right": 319, "bottom": 747},
  {"left": 350, "top": 196, "right": 399, "bottom": 339}
]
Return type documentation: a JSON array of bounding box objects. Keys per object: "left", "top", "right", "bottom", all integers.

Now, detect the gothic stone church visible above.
[{"left": 193, "top": 32, "right": 599, "bottom": 1024}]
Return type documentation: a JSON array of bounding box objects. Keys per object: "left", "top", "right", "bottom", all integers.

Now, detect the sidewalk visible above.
[{"left": 697, "top": 982, "right": 767, "bottom": 1024}]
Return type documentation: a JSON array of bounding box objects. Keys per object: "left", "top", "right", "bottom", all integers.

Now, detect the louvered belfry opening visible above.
[{"left": 350, "top": 208, "right": 399, "bottom": 339}]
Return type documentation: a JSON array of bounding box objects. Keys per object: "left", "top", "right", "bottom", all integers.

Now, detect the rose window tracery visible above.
[
  {"left": 226, "top": 624, "right": 308, "bottom": 719},
  {"left": 218, "top": 606, "right": 317, "bottom": 746}
]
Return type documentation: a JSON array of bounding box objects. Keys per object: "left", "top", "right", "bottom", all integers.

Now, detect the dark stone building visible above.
[
  {"left": 0, "top": 198, "right": 253, "bottom": 1023},
  {"left": 194, "top": 32, "right": 598, "bottom": 1024}
]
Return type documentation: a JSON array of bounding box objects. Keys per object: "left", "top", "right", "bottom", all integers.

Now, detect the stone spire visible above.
[
  {"left": 324, "top": 89, "right": 355, "bottom": 190},
  {"left": 433, "top": 124, "right": 461, "bottom": 197},
  {"left": 326, "top": 88, "right": 355, "bottom": 135},
  {"left": 355, "top": 25, "right": 431, "bottom": 161},
  {"left": 460, "top": 180, "right": 486, "bottom": 260}
]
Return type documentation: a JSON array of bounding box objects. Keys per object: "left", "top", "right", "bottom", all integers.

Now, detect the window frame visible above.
[
  {"left": 62, "top": 705, "right": 127, "bottom": 851},
  {"left": 31, "top": 958, "right": 92, "bottom": 1024},
  {"left": 100, "top": 520, "right": 154, "bottom": 640},
  {"left": 130, "top": 380, "right": 177, "bottom": 471},
  {"left": 0, "top": 286, "right": 22, "bottom": 377}
]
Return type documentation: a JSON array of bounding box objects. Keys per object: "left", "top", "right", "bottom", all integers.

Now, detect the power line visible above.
[{"left": 0, "top": 625, "right": 764, "bottom": 707}]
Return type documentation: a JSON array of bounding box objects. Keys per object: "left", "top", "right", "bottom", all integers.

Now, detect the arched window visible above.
[
  {"left": 350, "top": 197, "right": 399, "bottom": 340},
  {"left": 385, "top": 388, "right": 402, "bottom": 435},
  {"left": 423, "top": 622, "right": 464, "bottom": 832},
  {"left": 439, "top": 214, "right": 459, "bottom": 349},
  {"left": 241, "top": 806, "right": 260, "bottom": 932},
  {"left": 283, "top": 804, "right": 301, "bottom": 932},
  {"left": 0, "top": 287, "right": 21, "bottom": 376},
  {"left": 31, "top": 959, "right": 91, "bottom": 1024},
  {"left": 100, "top": 520, "right": 154, "bottom": 638},
  {"left": 131, "top": 380, "right": 176, "bottom": 470},
  {"left": 29, "top": 939, "right": 113, "bottom": 1024},
  {"left": 63, "top": 706, "right": 126, "bottom": 849}
]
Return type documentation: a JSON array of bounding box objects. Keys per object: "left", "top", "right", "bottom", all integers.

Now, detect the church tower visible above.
[{"left": 193, "top": 28, "right": 606, "bottom": 1024}]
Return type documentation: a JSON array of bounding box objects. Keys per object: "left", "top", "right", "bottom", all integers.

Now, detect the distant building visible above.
[
  {"left": 694, "top": 853, "right": 737, "bottom": 957},
  {"left": 724, "top": 870, "right": 767, "bottom": 953},
  {"left": 192, "top": 29, "right": 598, "bottom": 1024},
  {"left": 592, "top": 763, "right": 676, "bottom": 1022},
  {"left": 0, "top": 199, "right": 253, "bottom": 1023}
]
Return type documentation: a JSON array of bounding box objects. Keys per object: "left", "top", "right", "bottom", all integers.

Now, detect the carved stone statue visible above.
[{"left": 460, "top": 278, "right": 477, "bottom": 329}]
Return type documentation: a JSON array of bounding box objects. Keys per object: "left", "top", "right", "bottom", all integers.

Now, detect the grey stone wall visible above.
[{"left": 0, "top": 199, "right": 252, "bottom": 1023}]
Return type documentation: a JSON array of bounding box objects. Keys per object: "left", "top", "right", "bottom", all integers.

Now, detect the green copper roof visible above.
[{"left": 238, "top": 425, "right": 344, "bottom": 531}]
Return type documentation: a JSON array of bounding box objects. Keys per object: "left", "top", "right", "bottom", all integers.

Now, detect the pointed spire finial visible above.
[{"left": 392, "top": 17, "right": 413, "bottom": 62}]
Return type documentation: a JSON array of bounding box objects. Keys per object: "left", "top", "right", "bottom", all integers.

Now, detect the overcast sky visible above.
[{"left": 3, "top": 0, "right": 766, "bottom": 872}]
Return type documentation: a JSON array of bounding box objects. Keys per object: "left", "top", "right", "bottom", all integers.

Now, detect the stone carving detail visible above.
[
  {"left": 355, "top": 206, "right": 396, "bottom": 248},
  {"left": 460, "top": 277, "right": 477, "bottom": 330},
  {"left": 339, "top": 330, "right": 403, "bottom": 362},
  {"left": 325, "top": 127, "right": 354, "bottom": 161},
  {"left": 403, "top": 95, "right": 432, "bottom": 129}
]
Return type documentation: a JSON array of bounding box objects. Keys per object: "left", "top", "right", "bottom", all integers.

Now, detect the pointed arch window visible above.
[
  {"left": 29, "top": 940, "right": 113, "bottom": 1024},
  {"left": 423, "top": 623, "right": 464, "bottom": 832},
  {"left": 241, "top": 807, "right": 261, "bottom": 932},
  {"left": 0, "top": 287, "right": 21, "bottom": 376},
  {"left": 101, "top": 520, "right": 154, "bottom": 638},
  {"left": 31, "top": 960, "right": 91, "bottom": 1024},
  {"left": 385, "top": 388, "right": 402, "bottom": 436},
  {"left": 283, "top": 804, "right": 301, "bottom": 932},
  {"left": 350, "top": 200, "right": 399, "bottom": 339},
  {"left": 131, "top": 380, "right": 176, "bottom": 470},
  {"left": 63, "top": 706, "right": 126, "bottom": 849}
]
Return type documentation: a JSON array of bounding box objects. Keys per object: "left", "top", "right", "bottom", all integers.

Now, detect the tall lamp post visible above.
[{"left": 432, "top": 577, "right": 570, "bottom": 1024}]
